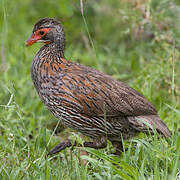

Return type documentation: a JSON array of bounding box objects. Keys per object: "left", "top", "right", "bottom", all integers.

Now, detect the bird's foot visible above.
[
  {"left": 48, "top": 138, "right": 107, "bottom": 156},
  {"left": 48, "top": 139, "right": 76, "bottom": 155}
]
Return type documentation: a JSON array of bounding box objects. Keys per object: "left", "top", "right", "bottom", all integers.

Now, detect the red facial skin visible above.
[{"left": 26, "top": 28, "right": 51, "bottom": 46}]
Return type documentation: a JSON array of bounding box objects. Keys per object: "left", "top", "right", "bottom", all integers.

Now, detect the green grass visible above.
[{"left": 0, "top": 0, "right": 180, "bottom": 179}]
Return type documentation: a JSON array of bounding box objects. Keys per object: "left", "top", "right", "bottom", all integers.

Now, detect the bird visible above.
[{"left": 26, "top": 18, "right": 171, "bottom": 156}]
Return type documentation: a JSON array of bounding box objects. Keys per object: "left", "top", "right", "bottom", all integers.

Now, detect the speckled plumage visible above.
[{"left": 28, "top": 18, "right": 171, "bottom": 155}]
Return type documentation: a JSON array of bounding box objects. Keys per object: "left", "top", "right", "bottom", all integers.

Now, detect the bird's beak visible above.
[{"left": 26, "top": 33, "right": 41, "bottom": 47}]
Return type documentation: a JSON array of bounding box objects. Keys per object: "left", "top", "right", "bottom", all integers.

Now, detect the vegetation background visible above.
[{"left": 0, "top": 0, "right": 180, "bottom": 179}]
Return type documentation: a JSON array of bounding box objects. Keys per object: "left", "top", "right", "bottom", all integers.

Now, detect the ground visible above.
[{"left": 0, "top": 0, "right": 180, "bottom": 179}]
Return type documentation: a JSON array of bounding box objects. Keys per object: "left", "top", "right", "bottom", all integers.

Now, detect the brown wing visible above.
[{"left": 55, "top": 63, "right": 157, "bottom": 117}]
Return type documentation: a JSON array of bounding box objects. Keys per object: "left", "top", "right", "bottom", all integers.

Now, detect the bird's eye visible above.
[{"left": 39, "top": 31, "right": 44, "bottom": 35}]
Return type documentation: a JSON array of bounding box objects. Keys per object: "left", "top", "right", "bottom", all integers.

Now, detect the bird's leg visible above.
[
  {"left": 48, "top": 137, "right": 107, "bottom": 155},
  {"left": 83, "top": 136, "right": 107, "bottom": 149},
  {"left": 112, "top": 141, "right": 124, "bottom": 156},
  {"left": 83, "top": 139, "right": 107, "bottom": 149}
]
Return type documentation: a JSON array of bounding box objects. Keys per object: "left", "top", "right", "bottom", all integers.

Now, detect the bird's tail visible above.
[{"left": 128, "top": 115, "right": 171, "bottom": 137}]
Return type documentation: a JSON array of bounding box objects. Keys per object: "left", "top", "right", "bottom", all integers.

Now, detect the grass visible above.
[{"left": 0, "top": 0, "right": 180, "bottom": 179}]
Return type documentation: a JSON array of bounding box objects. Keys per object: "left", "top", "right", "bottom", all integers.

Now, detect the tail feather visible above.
[{"left": 128, "top": 115, "right": 172, "bottom": 137}]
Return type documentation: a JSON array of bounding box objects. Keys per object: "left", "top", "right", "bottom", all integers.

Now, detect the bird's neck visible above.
[
  {"left": 31, "top": 41, "right": 68, "bottom": 87},
  {"left": 46, "top": 42, "right": 65, "bottom": 57},
  {"left": 37, "top": 41, "right": 66, "bottom": 64}
]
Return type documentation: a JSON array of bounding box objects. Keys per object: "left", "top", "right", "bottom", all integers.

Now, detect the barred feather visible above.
[{"left": 29, "top": 18, "right": 171, "bottom": 154}]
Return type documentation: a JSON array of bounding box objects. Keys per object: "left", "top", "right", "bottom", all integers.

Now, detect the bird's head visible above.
[{"left": 26, "top": 17, "right": 65, "bottom": 49}]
